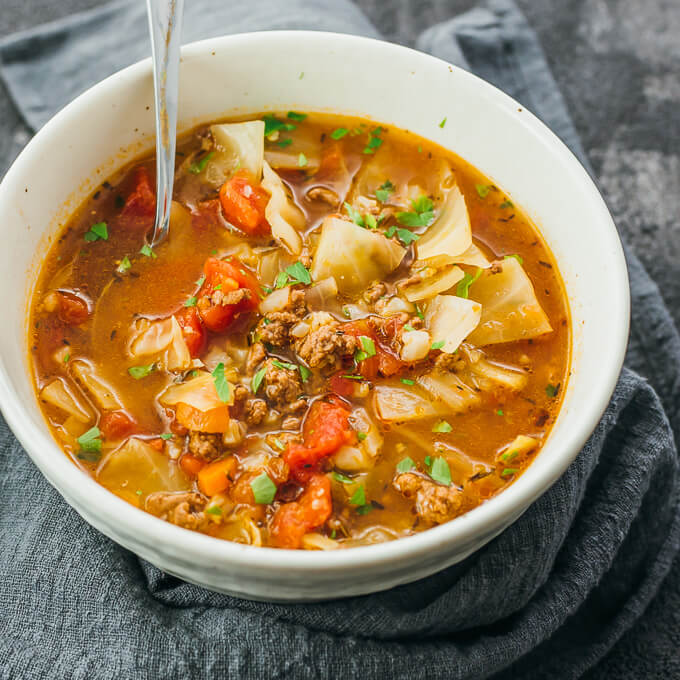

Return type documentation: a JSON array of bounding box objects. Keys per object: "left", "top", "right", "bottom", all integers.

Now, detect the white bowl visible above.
[{"left": 0, "top": 31, "right": 629, "bottom": 601}]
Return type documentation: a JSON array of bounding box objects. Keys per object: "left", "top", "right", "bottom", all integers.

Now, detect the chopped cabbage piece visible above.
[
  {"left": 70, "top": 360, "right": 121, "bottom": 410},
  {"left": 259, "top": 287, "right": 291, "bottom": 314},
  {"left": 422, "top": 243, "right": 491, "bottom": 270},
  {"left": 128, "top": 316, "right": 191, "bottom": 372},
  {"left": 301, "top": 533, "right": 340, "bottom": 550},
  {"left": 425, "top": 295, "right": 482, "bottom": 354},
  {"left": 40, "top": 378, "right": 91, "bottom": 423},
  {"left": 334, "top": 408, "right": 383, "bottom": 471},
  {"left": 416, "top": 372, "right": 482, "bottom": 413},
  {"left": 262, "top": 161, "right": 305, "bottom": 254},
  {"left": 311, "top": 216, "right": 405, "bottom": 295},
  {"left": 468, "top": 257, "right": 552, "bottom": 345},
  {"left": 97, "top": 437, "right": 189, "bottom": 501},
  {"left": 400, "top": 329, "right": 431, "bottom": 362},
  {"left": 373, "top": 385, "right": 447, "bottom": 422},
  {"left": 204, "top": 121, "right": 265, "bottom": 187},
  {"left": 416, "top": 185, "right": 472, "bottom": 264},
  {"left": 400, "top": 265, "right": 464, "bottom": 302}
]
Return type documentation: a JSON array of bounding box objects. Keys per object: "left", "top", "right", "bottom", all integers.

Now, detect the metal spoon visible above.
[{"left": 146, "top": 0, "right": 184, "bottom": 248}]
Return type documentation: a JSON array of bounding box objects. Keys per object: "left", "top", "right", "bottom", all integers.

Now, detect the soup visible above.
[{"left": 30, "top": 113, "right": 569, "bottom": 549}]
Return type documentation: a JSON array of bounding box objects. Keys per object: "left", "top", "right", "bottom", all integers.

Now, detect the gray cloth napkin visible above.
[{"left": 1, "top": 1, "right": 678, "bottom": 678}]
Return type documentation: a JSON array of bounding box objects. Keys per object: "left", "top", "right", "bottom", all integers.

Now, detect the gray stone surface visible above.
[{"left": 1, "top": 1, "right": 678, "bottom": 677}]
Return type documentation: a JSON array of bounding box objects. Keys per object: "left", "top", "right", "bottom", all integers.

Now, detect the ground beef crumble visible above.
[
  {"left": 263, "top": 358, "right": 302, "bottom": 408},
  {"left": 257, "top": 290, "right": 308, "bottom": 347},
  {"left": 295, "top": 321, "right": 357, "bottom": 369},
  {"left": 393, "top": 472, "right": 463, "bottom": 524},
  {"left": 146, "top": 492, "right": 209, "bottom": 531}
]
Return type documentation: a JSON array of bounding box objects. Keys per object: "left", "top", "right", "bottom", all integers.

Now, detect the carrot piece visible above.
[
  {"left": 147, "top": 438, "right": 164, "bottom": 452},
  {"left": 180, "top": 453, "right": 206, "bottom": 478},
  {"left": 198, "top": 458, "right": 236, "bottom": 496},
  {"left": 175, "top": 403, "right": 231, "bottom": 433},
  {"left": 218, "top": 171, "right": 271, "bottom": 237}
]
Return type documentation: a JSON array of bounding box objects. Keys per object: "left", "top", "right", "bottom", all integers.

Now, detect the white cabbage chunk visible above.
[
  {"left": 415, "top": 185, "right": 472, "bottom": 263},
  {"left": 466, "top": 356, "right": 528, "bottom": 392},
  {"left": 305, "top": 277, "right": 338, "bottom": 310},
  {"left": 40, "top": 378, "right": 92, "bottom": 423},
  {"left": 468, "top": 257, "right": 552, "bottom": 345},
  {"left": 311, "top": 216, "right": 405, "bottom": 295},
  {"left": 334, "top": 408, "right": 383, "bottom": 472},
  {"left": 262, "top": 161, "right": 305, "bottom": 254},
  {"left": 259, "top": 286, "right": 291, "bottom": 314},
  {"left": 204, "top": 121, "right": 265, "bottom": 187},
  {"left": 264, "top": 126, "right": 322, "bottom": 171},
  {"left": 301, "top": 533, "right": 340, "bottom": 550},
  {"left": 70, "top": 360, "right": 121, "bottom": 410},
  {"left": 97, "top": 437, "right": 190, "bottom": 499},
  {"left": 425, "top": 295, "right": 482, "bottom": 354},
  {"left": 128, "top": 316, "right": 191, "bottom": 372},
  {"left": 159, "top": 371, "right": 233, "bottom": 410},
  {"left": 373, "top": 385, "right": 447, "bottom": 422},
  {"left": 495, "top": 434, "right": 539, "bottom": 467},
  {"left": 400, "top": 329, "right": 431, "bottom": 362},
  {"left": 416, "top": 372, "right": 482, "bottom": 413},
  {"left": 400, "top": 265, "right": 464, "bottom": 302},
  {"left": 423, "top": 242, "right": 491, "bottom": 270}
]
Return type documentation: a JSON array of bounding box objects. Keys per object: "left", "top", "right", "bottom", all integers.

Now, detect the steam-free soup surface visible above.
[{"left": 30, "top": 113, "right": 569, "bottom": 549}]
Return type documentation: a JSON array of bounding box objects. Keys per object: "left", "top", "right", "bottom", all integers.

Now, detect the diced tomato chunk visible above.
[
  {"left": 121, "top": 167, "right": 156, "bottom": 219},
  {"left": 329, "top": 373, "right": 356, "bottom": 398},
  {"left": 284, "top": 398, "right": 355, "bottom": 480},
  {"left": 270, "top": 474, "right": 332, "bottom": 548},
  {"left": 180, "top": 453, "right": 206, "bottom": 478},
  {"left": 99, "top": 410, "right": 138, "bottom": 440},
  {"left": 218, "top": 171, "right": 271, "bottom": 237},
  {"left": 55, "top": 291, "right": 90, "bottom": 326},
  {"left": 343, "top": 319, "right": 404, "bottom": 378},
  {"left": 196, "top": 256, "right": 261, "bottom": 333},
  {"left": 175, "top": 306, "right": 207, "bottom": 358}
]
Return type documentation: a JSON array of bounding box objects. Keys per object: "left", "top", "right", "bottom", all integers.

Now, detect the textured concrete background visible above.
[{"left": 1, "top": 1, "right": 678, "bottom": 677}]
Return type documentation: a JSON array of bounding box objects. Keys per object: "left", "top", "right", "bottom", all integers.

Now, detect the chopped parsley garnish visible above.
[
  {"left": 364, "top": 214, "right": 378, "bottom": 230},
  {"left": 270, "top": 437, "right": 285, "bottom": 451},
  {"left": 439, "top": 117, "right": 447, "bottom": 128},
  {"left": 287, "top": 111, "right": 307, "bottom": 122},
  {"left": 355, "top": 336, "right": 376, "bottom": 362},
  {"left": 356, "top": 505, "right": 373, "bottom": 515},
  {"left": 276, "top": 138, "right": 293, "bottom": 148},
  {"left": 349, "top": 484, "right": 367, "bottom": 506},
  {"left": 188, "top": 151, "right": 214, "bottom": 174},
  {"left": 139, "top": 244, "right": 156, "bottom": 259},
  {"left": 274, "top": 271, "right": 289, "bottom": 289},
  {"left": 263, "top": 115, "right": 296, "bottom": 137},
  {"left": 195, "top": 275, "right": 206, "bottom": 287},
  {"left": 475, "top": 184, "right": 491, "bottom": 198},
  {"left": 415, "top": 304, "right": 425, "bottom": 320},
  {"left": 375, "top": 180, "right": 394, "bottom": 203},
  {"left": 212, "top": 362, "right": 231, "bottom": 403},
  {"left": 128, "top": 363, "right": 155, "bottom": 380},
  {"left": 297, "top": 152, "right": 308, "bottom": 167},
  {"left": 504, "top": 254, "right": 524, "bottom": 265},
  {"left": 251, "top": 367, "right": 266, "bottom": 394},
  {"left": 250, "top": 472, "right": 277, "bottom": 504},
  {"left": 330, "top": 529, "right": 337, "bottom": 539},
  {"left": 285, "top": 261, "right": 312, "bottom": 285},
  {"left": 456, "top": 268, "right": 483, "bottom": 299},
  {"left": 424, "top": 455, "right": 432, "bottom": 467},
  {"left": 430, "top": 457, "right": 452, "bottom": 486},
  {"left": 496, "top": 409, "right": 504, "bottom": 416},
  {"left": 431, "top": 340, "right": 445, "bottom": 350},
  {"left": 184, "top": 296, "right": 198, "bottom": 307},
  {"left": 343, "top": 201, "right": 365, "bottom": 226},
  {"left": 502, "top": 449, "right": 519, "bottom": 462},
  {"left": 63, "top": 353, "right": 70, "bottom": 363},
  {"left": 432, "top": 420, "right": 452, "bottom": 433},
  {"left": 500, "top": 199, "right": 514, "bottom": 209},
  {"left": 386, "top": 227, "right": 420, "bottom": 246},
  {"left": 332, "top": 471, "right": 354, "bottom": 484},
  {"left": 396, "top": 457, "right": 416, "bottom": 473},
  {"left": 84, "top": 222, "right": 108, "bottom": 242},
  {"left": 299, "top": 72, "right": 304, "bottom": 80},
  {"left": 357, "top": 432, "right": 367, "bottom": 441},
  {"left": 546, "top": 383, "right": 560, "bottom": 398},
  {"left": 298, "top": 364, "right": 311, "bottom": 382},
  {"left": 396, "top": 195, "right": 435, "bottom": 228},
  {"left": 363, "top": 127, "right": 384, "bottom": 154},
  {"left": 502, "top": 468, "right": 518, "bottom": 477},
  {"left": 160, "top": 433, "right": 173, "bottom": 440},
  {"left": 116, "top": 256, "right": 131, "bottom": 273},
  {"left": 341, "top": 374, "right": 364, "bottom": 380},
  {"left": 403, "top": 324, "right": 415, "bottom": 332},
  {"left": 205, "top": 506, "right": 222, "bottom": 516},
  {"left": 401, "top": 378, "right": 415, "bottom": 385},
  {"left": 77, "top": 426, "right": 102, "bottom": 457},
  {"left": 272, "top": 359, "right": 297, "bottom": 371},
  {"left": 330, "top": 127, "right": 349, "bottom": 140}
]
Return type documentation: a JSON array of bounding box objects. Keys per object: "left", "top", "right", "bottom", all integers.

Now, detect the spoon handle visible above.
[{"left": 146, "top": 0, "right": 184, "bottom": 248}]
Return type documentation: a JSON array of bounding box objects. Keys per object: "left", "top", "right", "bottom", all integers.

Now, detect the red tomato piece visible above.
[
  {"left": 343, "top": 318, "right": 404, "bottom": 378},
  {"left": 121, "top": 167, "right": 156, "bottom": 220},
  {"left": 284, "top": 398, "right": 355, "bottom": 479},
  {"left": 270, "top": 474, "right": 332, "bottom": 548},
  {"left": 342, "top": 320, "right": 379, "bottom": 379},
  {"left": 218, "top": 170, "right": 271, "bottom": 237},
  {"left": 329, "top": 373, "right": 356, "bottom": 398},
  {"left": 56, "top": 291, "right": 90, "bottom": 326},
  {"left": 99, "top": 410, "right": 138, "bottom": 441},
  {"left": 196, "top": 256, "right": 261, "bottom": 333},
  {"left": 175, "top": 306, "right": 207, "bottom": 358}
]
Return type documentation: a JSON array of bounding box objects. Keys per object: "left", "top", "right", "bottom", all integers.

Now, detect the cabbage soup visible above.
[{"left": 30, "top": 113, "right": 569, "bottom": 549}]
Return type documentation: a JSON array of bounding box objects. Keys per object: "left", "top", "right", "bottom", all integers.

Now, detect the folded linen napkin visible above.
[{"left": 0, "top": 1, "right": 678, "bottom": 678}]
